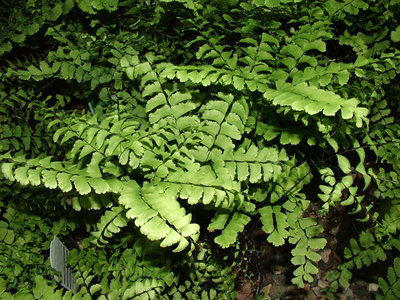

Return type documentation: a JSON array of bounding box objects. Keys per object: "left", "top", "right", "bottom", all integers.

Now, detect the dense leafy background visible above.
[{"left": 1, "top": 0, "right": 400, "bottom": 299}]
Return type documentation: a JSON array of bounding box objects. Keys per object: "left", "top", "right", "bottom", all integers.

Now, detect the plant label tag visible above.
[{"left": 50, "top": 236, "right": 79, "bottom": 293}]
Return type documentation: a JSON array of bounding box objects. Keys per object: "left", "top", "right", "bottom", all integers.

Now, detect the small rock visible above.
[
  {"left": 344, "top": 287, "right": 354, "bottom": 298},
  {"left": 320, "top": 249, "right": 331, "bottom": 263},
  {"left": 318, "top": 280, "right": 330, "bottom": 289},
  {"left": 268, "top": 284, "right": 287, "bottom": 299},
  {"left": 368, "top": 283, "right": 379, "bottom": 292},
  {"left": 312, "top": 287, "right": 323, "bottom": 298},
  {"left": 286, "top": 285, "right": 307, "bottom": 299},
  {"left": 307, "top": 288, "right": 318, "bottom": 300},
  {"left": 329, "top": 224, "right": 340, "bottom": 235}
]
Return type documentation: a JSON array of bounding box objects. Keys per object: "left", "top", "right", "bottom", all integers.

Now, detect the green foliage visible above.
[
  {"left": 66, "top": 236, "right": 236, "bottom": 300},
  {"left": 0, "top": 195, "right": 75, "bottom": 298},
  {"left": 1, "top": 0, "right": 400, "bottom": 298},
  {"left": 377, "top": 257, "right": 400, "bottom": 300}
]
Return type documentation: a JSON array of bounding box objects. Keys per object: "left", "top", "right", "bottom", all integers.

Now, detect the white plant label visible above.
[{"left": 50, "top": 236, "right": 78, "bottom": 293}]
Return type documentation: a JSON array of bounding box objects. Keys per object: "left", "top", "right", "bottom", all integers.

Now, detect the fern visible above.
[
  {"left": 0, "top": 196, "right": 75, "bottom": 296},
  {"left": 91, "top": 206, "right": 128, "bottom": 246},
  {"left": 327, "top": 229, "right": 400, "bottom": 295},
  {"left": 209, "top": 212, "right": 251, "bottom": 248},
  {"left": 119, "top": 181, "right": 200, "bottom": 252},
  {"left": 1, "top": 0, "right": 400, "bottom": 298},
  {"left": 377, "top": 257, "right": 400, "bottom": 300},
  {"left": 263, "top": 82, "right": 368, "bottom": 124}
]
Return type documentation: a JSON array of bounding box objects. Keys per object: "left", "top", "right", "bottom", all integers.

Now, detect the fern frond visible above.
[
  {"left": 165, "top": 165, "right": 241, "bottom": 208},
  {"left": 289, "top": 217, "right": 326, "bottom": 288},
  {"left": 118, "top": 181, "right": 200, "bottom": 252},
  {"left": 208, "top": 143, "right": 287, "bottom": 184},
  {"left": 259, "top": 205, "right": 290, "bottom": 246},
  {"left": 377, "top": 257, "right": 400, "bottom": 300},
  {"left": 122, "top": 278, "right": 165, "bottom": 300},
  {"left": 92, "top": 206, "right": 128, "bottom": 246},
  {"left": 208, "top": 211, "right": 251, "bottom": 248},
  {"left": 159, "top": 63, "right": 271, "bottom": 92},
  {"left": 328, "top": 230, "right": 388, "bottom": 292},
  {"left": 263, "top": 82, "right": 368, "bottom": 126},
  {"left": 0, "top": 154, "right": 123, "bottom": 197}
]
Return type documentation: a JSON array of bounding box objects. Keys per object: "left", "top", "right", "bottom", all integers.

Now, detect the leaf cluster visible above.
[{"left": 1, "top": 0, "right": 400, "bottom": 298}]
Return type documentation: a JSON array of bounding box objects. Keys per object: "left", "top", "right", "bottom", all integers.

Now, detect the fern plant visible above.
[
  {"left": 0, "top": 193, "right": 76, "bottom": 298},
  {"left": 377, "top": 257, "right": 400, "bottom": 300},
  {"left": 1, "top": 0, "right": 400, "bottom": 298}
]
